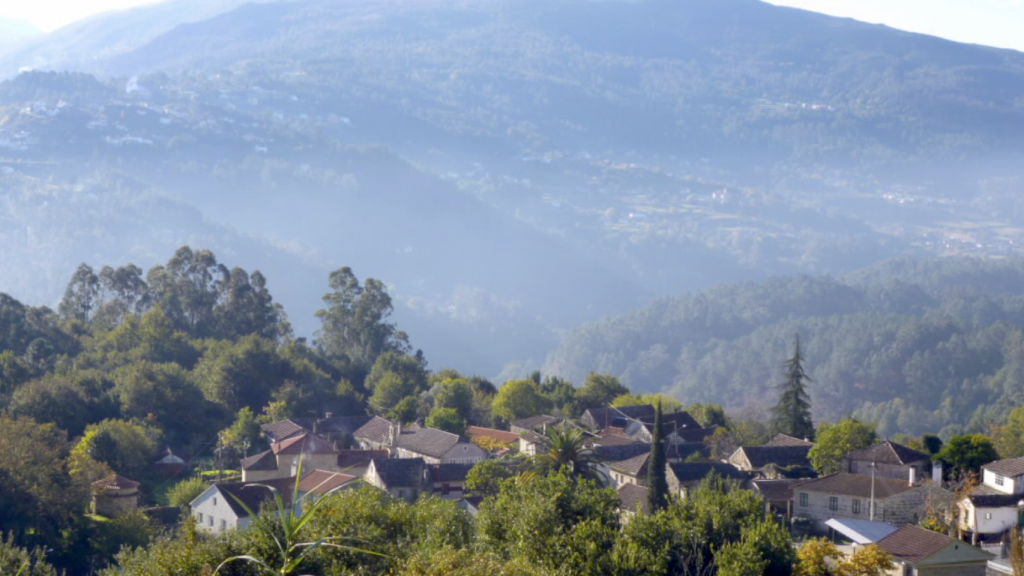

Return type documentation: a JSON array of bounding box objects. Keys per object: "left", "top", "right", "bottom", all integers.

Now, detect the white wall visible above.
[
  {"left": 982, "top": 469, "right": 1024, "bottom": 495},
  {"left": 191, "top": 487, "right": 239, "bottom": 534}
]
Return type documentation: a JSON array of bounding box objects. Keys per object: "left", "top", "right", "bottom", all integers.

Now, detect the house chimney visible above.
[
  {"left": 932, "top": 461, "right": 942, "bottom": 485},
  {"left": 909, "top": 467, "right": 916, "bottom": 486}
]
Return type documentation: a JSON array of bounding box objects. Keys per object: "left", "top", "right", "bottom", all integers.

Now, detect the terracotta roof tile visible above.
[
  {"left": 297, "top": 470, "right": 358, "bottom": 495},
  {"left": 94, "top": 474, "right": 140, "bottom": 490},
  {"left": 272, "top": 433, "right": 338, "bottom": 455}
]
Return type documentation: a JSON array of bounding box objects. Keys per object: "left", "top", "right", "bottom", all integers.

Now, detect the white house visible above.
[
  {"left": 190, "top": 477, "right": 297, "bottom": 534},
  {"left": 960, "top": 456, "right": 1024, "bottom": 542}
]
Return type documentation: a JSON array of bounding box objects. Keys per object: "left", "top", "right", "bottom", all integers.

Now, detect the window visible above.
[
  {"left": 220, "top": 520, "right": 227, "bottom": 530},
  {"left": 996, "top": 475, "right": 1006, "bottom": 486},
  {"left": 208, "top": 516, "right": 214, "bottom": 527},
  {"left": 799, "top": 493, "right": 808, "bottom": 506},
  {"left": 852, "top": 500, "right": 861, "bottom": 514},
  {"left": 198, "top": 513, "right": 204, "bottom": 523},
  {"left": 986, "top": 512, "right": 993, "bottom": 520},
  {"left": 829, "top": 497, "right": 838, "bottom": 511},
  {"left": 213, "top": 497, "right": 218, "bottom": 506}
]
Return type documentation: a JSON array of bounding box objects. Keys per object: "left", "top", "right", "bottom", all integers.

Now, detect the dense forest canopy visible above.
[{"left": 546, "top": 256, "right": 1024, "bottom": 438}]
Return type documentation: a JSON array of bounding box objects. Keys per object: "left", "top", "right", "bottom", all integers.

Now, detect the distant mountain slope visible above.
[
  {"left": 0, "top": 17, "right": 41, "bottom": 56},
  {"left": 4, "top": 0, "right": 1024, "bottom": 172},
  {"left": 544, "top": 257, "right": 1024, "bottom": 437}
]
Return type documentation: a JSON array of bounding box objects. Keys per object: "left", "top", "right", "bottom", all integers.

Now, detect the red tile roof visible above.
[
  {"left": 297, "top": 470, "right": 358, "bottom": 495},
  {"left": 875, "top": 525, "right": 985, "bottom": 564},
  {"left": 272, "top": 433, "right": 338, "bottom": 455},
  {"left": 94, "top": 474, "right": 140, "bottom": 490}
]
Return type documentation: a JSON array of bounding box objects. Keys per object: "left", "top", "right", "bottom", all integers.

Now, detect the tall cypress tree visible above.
[
  {"left": 770, "top": 334, "right": 815, "bottom": 441},
  {"left": 647, "top": 400, "right": 668, "bottom": 511}
]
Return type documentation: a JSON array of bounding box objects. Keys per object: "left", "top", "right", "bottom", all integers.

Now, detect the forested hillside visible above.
[
  {"left": 4, "top": 0, "right": 1024, "bottom": 376},
  {"left": 546, "top": 257, "right": 1024, "bottom": 438}
]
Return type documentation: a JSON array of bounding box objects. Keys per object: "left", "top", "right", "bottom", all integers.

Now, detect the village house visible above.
[
  {"left": 427, "top": 463, "right": 475, "bottom": 500},
  {"left": 793, "top": 473, "right": 927, "bottom": 526},
  {"left": 92, "top": 474, "right": 140, "bottom": 518},
  {"left": 843, "top": 441, "right": 930, "bottom": 480},
  {"left": 191, "top": 476, "right": 297, "bottom": 534},
  {"left": 353, "top": 416, "right": 395, "bottom": 451},
  {"left": 509, "top": 415, "right": 562, "bottom": 435},
  {"left": 466, "top": 426, "right": 520, "bottom": 455},
  {"left": 728, "top": 444, "right": 814, "bottom": 479},
  {"left": 295, "top": 469, "right": 360, "bottom": 504},
  {"left": 617, "top": 483, "right": 651, "bottom": 521},
  {"left": 666, "top": 462, "right": 748, "bottom": 499},
  {"left": 764, "top": 433, "right": 815, "bottom": 447},
  {"left": 959, "top": 456, "right": 1024, "bottom": 543},
  {"left": 239, "top": 432, "right": 339, "bottom": 482},
  {"left": 336, "top": 449, "right": 389, "bottom": 477},
  {"left": 262, "top": 415, "right": 374, "bottom": 444},
  {"left": 364, "top": 458, "right": 426, "bottom": 503},
  {"left": 597, "top": 443, "right": 652, "bottom": 488},
  {"left": 153, "top": 447, "right": 190, "bottom": 478},
  {"left": 390, "top": 423, "right": 489, "bottom": 464},
  {"left": 748, "top": 479, "right": 812, "bottom": 518},
  {"left": 873, "top": 525, "right": 993, "bottom": 576},
  {"left": 518, "top": 430, "right": 547, "bottom": 456}
]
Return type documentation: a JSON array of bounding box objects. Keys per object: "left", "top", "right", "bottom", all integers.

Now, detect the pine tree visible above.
[
  {"left": 647, "top": 400, "right": 668, "bottom": 512},
  {"left": 771, "top": 335, "right": 815, "bottom": 441}
]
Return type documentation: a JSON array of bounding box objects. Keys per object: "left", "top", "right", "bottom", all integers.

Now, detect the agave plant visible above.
[{"left": 215, "top": 456, "right": 383, "bottom": 576}]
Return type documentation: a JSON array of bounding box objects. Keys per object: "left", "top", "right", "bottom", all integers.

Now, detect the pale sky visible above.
[{"left": 3, "top": 0, "right": 1024, "bottom": 53}]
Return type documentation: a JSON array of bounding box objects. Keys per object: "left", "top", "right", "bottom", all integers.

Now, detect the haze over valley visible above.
[{"left": 3, "top": 0, "right": 1024, "bottom": 410}]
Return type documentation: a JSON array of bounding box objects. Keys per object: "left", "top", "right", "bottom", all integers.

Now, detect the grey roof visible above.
[
  {"left": 667, "top": 462, "right": 748, "bottom": 484},
  {"left": 372, "top": 457, "right": 424, "bottom": 489},
  {"left": 638, "top": 411, "right": 702, "bottom": 434},
  {"left": 607, "top": 451, "right": 651, "bottom": 477},
  {"left": 749, "top": 479, "right": 813, "bottom": 502},
  {"left": 618, "top": 483, "right": 650, "bottom": 515},
  {"left": 337, "top": 449, "right": 389, "bottom": 470},
  {"left": 966, "top": 484, "right": 1023, "bottom": 507},
  {"left": 354, "top": 416, "right": 394, "bottom": 445},
  {"left": 520, "top": 430, "right": 546, "bottom": 445},
  {"left": 765, "top": 433, "right": 814, "bottom": 447},
  {"left": 798, "top": 473, "right": 916, "bottom": 499},
  {"left": 240, "top": 449, "right": 277, "bottom": 471},
  {"left": 316, "top": 415, "right": 374, "bottom": 436},
  {"left": 584, "top": 405, "right": 655, "bottom": 429},
  {"left": 395, "top": 424, "right": 463, "bottom": 459},
  {"left": 215, "top": 477, "right": 298, "bottom": 518},
  {"left": 594, "top": 442, "right": 652, "bottom": 464},
  {"left": 261, "top": 419, "right": 309, "bottom": 442},
  {"left": 510, "top": 415, "right": 563, "bottom": 431},
  {"left": 825, "top": 519, "right": 898, "bottom": 544},
  {"left": 983, "top": 456, "right": 1024, "bottom": 478},
  {"left": 429, "top": 463, "right": 475, "bottom": 483},
  {"left": 845, "top": 441, "right": 929, "bottom": 466},
  {"left": 736, "top": 445, "right": 812, "bottom": 469}
]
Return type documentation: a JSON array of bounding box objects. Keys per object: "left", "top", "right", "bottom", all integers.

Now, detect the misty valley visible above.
[{"left": 3, "top": 0, "right": 1024, "bottom": 574}]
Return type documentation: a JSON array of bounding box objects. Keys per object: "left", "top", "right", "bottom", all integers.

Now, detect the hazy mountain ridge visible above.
[{"left": 3, "top": 0, "right": 1024, "bottom": 377}]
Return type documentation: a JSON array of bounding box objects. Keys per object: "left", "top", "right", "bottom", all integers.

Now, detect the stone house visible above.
[
  {"left": 509, "top": 415, "right": 562, "bottom": 435},
  {"left": 843, "top": 441, "right": 930, "bottom": 481},
  {"left": 728, "top": 445, "right": 814, "bottom": 479},
  {"left": 364, "top": 457, "right": 426, "bottom": 503},
  {"left": 240, "top": 432, "right": 339, "bottom": 482},
  {"left": 666, "top": 462, "right": 749, "bottom": 499},
  {"left": 427, "top": 463, "right": 475, "bottom": 499},
  {"left": 793, "top": 473, "right": 927, "bottom": 526},
  {"left": 390, "top": 424, "right": 489, "bottom": 465},
  {"left": 92, "top": 474, "right": 140, "bottom": 517}
]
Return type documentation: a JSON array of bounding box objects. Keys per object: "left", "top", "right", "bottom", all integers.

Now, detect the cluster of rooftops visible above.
[{"left": 88, "top": 403, "right": 1024, "bottom": 574}]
